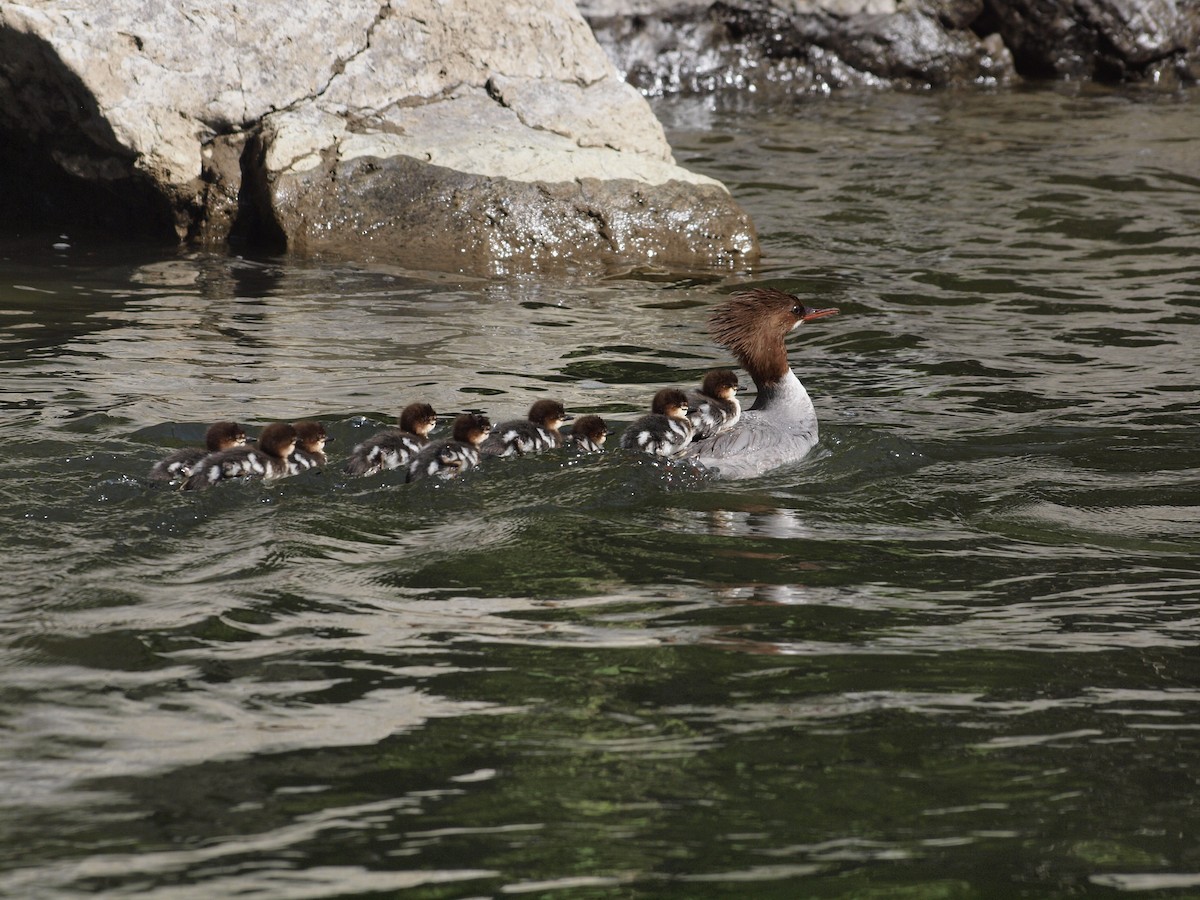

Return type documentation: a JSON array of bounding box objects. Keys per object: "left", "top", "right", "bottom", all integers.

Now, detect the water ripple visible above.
[{"left": 2, "top": 85, "right": 1200, "bottom": 895}]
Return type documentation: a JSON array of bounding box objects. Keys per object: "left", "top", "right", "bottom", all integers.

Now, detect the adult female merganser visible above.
[
  {"left": 686, "top": 369, "right": 741, "bottom": 440},
  {"left": 344, "top": 402, "right": 438, "bottom": 477},
  {"left": 181, "top": 422, "right": 298, "bottom": 490},
  {"left": 288, "top": 420, "right": 330, "bottom": 474},
  {"left": 565, "top": 414, "right": 609, "bottom": 452},
  {"left": 149, "top": 421, "right": 246, "bottom": 482},
  {"left": 407, "top": 413, "right": 492, "bottom": 482},
  {"left": 480, "top": 399, "right": 568, "bottom": 457},
  {"left": 619, "top": 388, "right": 694, "bottom": 458},
  {"left": 680, "top": 288, "right": 838, "bottom": 479}
]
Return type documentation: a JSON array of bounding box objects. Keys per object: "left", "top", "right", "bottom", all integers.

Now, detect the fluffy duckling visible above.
[
  {"left": 686, "top": 369, "right": 742, "bottom": 440},
  {"left": 344, "top": 402, "right": 437, "bottom": 477},
  {"left": 620, "top": 388, "right": 694, "bottom": 458},
  {"left": 182, "top": 422, "right": 298, "bottom": 490},
  {"left": 407, "top": 413, "right": 492, "bottom": 482},
  {"left": 288, "top": 420, "right": 331, "bottom": 475},
  {"left": 565, "top": 414, "right": 609, "bottom": 452},
  {"left": 480, "top": 399, "right": 568, "bottom": 458},
  {"left": 149, "top": 421, "right": 246, "bottom": 482}
]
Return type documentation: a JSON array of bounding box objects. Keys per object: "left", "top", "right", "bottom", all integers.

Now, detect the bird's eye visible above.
[{"left": 792, "top": 304, "right": 805, "bottom": 317}]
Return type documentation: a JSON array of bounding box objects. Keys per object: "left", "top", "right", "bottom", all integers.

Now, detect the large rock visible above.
[
  {"left": 0, "top": 0, "right": 758, "bottom": 272},
  {"left": 244, "top": 92, "right": 752, "bottom": 271},
  {"left": 580, "top": 0, "right": 1016, "bottom": 92},
  {"left": 985, "top": 0, "right": 1200, "bottom": 80},
  {"left": 580, "top": 0, "right": 1199, "bottom": 92}
]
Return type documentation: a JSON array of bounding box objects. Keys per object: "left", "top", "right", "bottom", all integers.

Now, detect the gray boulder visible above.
[
  {"left": 985, "top": 0, "right": 1199, "bottom": 80},
  {"left": 580, "top": 0, "right": 1199, "bottom": 92},
  {"left": 0, "top": 0, "right": 758, "bottom": 271}
]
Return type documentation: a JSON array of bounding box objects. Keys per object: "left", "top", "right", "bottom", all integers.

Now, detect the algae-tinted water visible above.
[{"left": 1, "top": 85, "right": 1199, "bottom": 897}]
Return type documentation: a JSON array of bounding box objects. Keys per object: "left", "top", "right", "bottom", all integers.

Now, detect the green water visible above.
[{"left": 1, "top": 85, "right": 1199, "bottom": 897}]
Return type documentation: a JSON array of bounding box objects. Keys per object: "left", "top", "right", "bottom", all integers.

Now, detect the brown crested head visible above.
[
  {"left": 650, "top": 388, "right": 689, "bottom": 418},
  {"left": 527, "top": 398, "right": 568, "bottom": 429},
  {"left": 451, "top": 413, "right": 492, "bottom": 445},
  {"left": 293, "top": 420, "right": 329, "bottom": 451},
  {"left": 206, "top": 421, "right": 247, "bottom": 451},
  {"left": 258, "top": 422, "right": 299, "bottom": 459},
  {"left": 571, "top": 414, "right": 608, "bottom": 444},
  {"left": 700, "top": 369, "right": 740, "bottom": 400},
  {"left": 708, "top": 288, "right": 838, "bottom": 384},
  {"left": 399, "top": 402, "right": 437, "bottom": 436}
]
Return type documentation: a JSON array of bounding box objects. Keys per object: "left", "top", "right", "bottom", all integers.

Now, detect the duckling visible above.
[
  {"left": 182, "top": 422, "right": 298, "bottom": 490},
  {"left": 407, "top": 413, "right": 491, "bottom": 482},
  {"left": 480, "top": 399, "right": 569, "bottom": 457},
  {"left": 619, "top": 388, "right": 694, "bottom": 458},
  {"left": 288, "top": 420, "right": 331, "bottom": 474},
  {"left": 149, "top": 421, "right": 246, "bottom": 482},
  {"left": 565, "top": 414, "right": 609, "bottom": 452},
  {"left": 686, "top": 369, "right": 742, "bottom": 440},
  {"left": 344, "top": 402, "right": 437, "bottom": 477}
]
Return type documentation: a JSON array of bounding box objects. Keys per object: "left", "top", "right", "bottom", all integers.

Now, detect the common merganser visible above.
[
  {"left": 619, "top": 388, "right": 694, "bottom": 458},
  {"left": 565, "top": 414, "right": 609, "bottom": 452},
  {"left": 407, "top": 413, "right": 491, "bottom": 482},
  {"left": 181, "top": 422, "right": 298, "bottom": 490},
  {"left": 480, "top": 399, "right": 568, "bottom": 457},
  {"left": 149, "top": 421, "right": 246, "bottom": 482},
  {"left": 680, "top": 288, "right": 838, "bottom": 479},
  {"left": 686, "top": 369, "right": 742, "bottom": 440},
  {"left": 289, "top": 421, "right": 330, "bottom": 474},
  {"left": 344, "top": 402, "right": 437, "bottom": 477}
]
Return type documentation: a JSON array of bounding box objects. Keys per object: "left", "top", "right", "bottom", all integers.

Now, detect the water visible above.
[{"left": 2, "top": 84, "right": 1199, "bottom": 897}]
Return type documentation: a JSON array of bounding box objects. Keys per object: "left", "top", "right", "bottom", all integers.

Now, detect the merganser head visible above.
[
  {"left": 527, "top": 398, "right": 569, "bottom": 431},
  {"left": 259, "top": 422, "right": 299, "bottom": 461},
  {"left": 399, "top": 402, "right": 438, "bottom": 436},
  {"left": 651, "top": 388, "right": 689, "bottom": 419},
  {"left": 206, "top": 421, "right": 247, "bottom": 451},
  {"left": 571, "top": 414, "right": 609, "bottom": 446},
  {"left": 709, "top": 288, "right": 838, "bottom": 387},
  {"left": 293, "top": 420, "right": 329, "bottom": 453},
  {"left": 700, "top": 369, "right": 740, "bottom": 401},
  {"left": 452, "top": 413, "right": 492, "bottom": 446}
]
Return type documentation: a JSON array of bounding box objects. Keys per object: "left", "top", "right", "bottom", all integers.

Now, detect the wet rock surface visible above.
[
  {"left": 259, "top": 152, "right": 755, "bottom": 273},
  {"left": 0, "top": 0, "right": 757, "bottom": 272},
  {"left": 985, "top": 0, "right": 1199, "bottom": 81},
  {"left": 580, "top": 0, "right": 1200, "bottom": 93}
]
